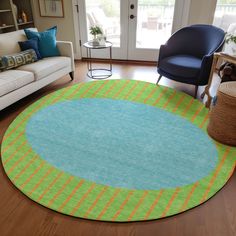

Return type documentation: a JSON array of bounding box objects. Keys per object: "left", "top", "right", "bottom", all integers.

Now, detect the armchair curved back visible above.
[{"left": 166, "top": 25, "right": 225, "bottom": 58}]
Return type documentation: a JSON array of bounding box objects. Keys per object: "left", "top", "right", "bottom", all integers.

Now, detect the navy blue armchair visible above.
[{"left": 157, "top": 24, "right": 225, "bottom": 98}]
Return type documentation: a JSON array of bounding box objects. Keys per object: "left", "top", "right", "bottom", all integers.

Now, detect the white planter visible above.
[{"left": 91, "top": 38, "right": 100, "bottom": 46}]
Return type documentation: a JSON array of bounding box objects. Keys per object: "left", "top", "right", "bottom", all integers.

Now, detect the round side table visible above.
[
  {"left": 83, "top": 41, "right": 112, "bottom": 79},
  {"left": 207, "top": 81, "right": 236, "bottom": 146}
]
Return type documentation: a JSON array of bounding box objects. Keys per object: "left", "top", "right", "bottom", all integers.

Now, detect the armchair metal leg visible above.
[
  {"left": 194, "top": 85, "right": 198, "bottom": 99},
  {"left": 69, "top": 72, "right": 74, "bottom": 81},
  {"left": 156, "top": 75, "right": 162, "bottom": 85}
]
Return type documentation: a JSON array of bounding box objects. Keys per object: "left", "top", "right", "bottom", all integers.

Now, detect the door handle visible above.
[
  {"left": 75, "top": 4, "right": 79, "bottom": 12},
  {"left": 130, "top": 15, "right": 136, "bottom": 19}
]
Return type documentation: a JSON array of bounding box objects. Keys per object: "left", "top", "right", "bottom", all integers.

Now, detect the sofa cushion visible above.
[
  {"left": 16, "top": 56, "right": 71, "bottom": 81},
  {"left": 24, "top": 26, "right": 60, "bottom": 58},
  {"left": 1, "top": 49, "right": 38, "bottom": 71},
  {"left": 18, "top": 38, "right": 42, "bottom": 60},
  {"left": 0, "top": 30, "right": 27, "bottom": 57},
  {"left": 0, "top": 70, "right": 34, "bottom": 97}
]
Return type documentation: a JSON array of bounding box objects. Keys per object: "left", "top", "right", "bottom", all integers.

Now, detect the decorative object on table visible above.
[
  {"left": 89, "top": 25, "right": 103, "bottom": 46},
  {"left": 225, "top": 33, "right": 236, "bottom": 56},
  {"left": 39, "top": 0, "right": 64, "bottom": 18},
  {"left": 97, "top": 34, "right": 106, "bottom": 46},
  {"left": 2, "top": 79, "right": 235, "bottom": 222},
  {"left": 207, "top": 81, "right": 236, "bottom": 146}
]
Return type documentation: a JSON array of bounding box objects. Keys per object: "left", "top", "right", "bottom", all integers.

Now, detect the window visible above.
[{"left": 213, "top": 0, "right": 236, "bottom": 31}]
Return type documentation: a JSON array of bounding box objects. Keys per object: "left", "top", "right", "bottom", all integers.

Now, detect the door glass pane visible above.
[
  {"left": 85, "top": 0, "right": 120, "bottom": 47},
  {"left": 213, "top": 0, "right": 236, "bottom": 31},
  {"left": 136, "top": 0, "right": 175, "bottom": 49}
]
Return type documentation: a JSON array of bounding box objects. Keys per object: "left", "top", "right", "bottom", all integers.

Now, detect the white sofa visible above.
[{"left": 0, "top": 29, "right": 75, "bottom": 111}]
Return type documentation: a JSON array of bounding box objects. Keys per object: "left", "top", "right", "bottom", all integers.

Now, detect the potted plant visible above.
[
  {"left": 90, "top": 26, "right": 103, "bottom": 46},
  {"left": 225, "top": 33, "right": 236, "bottom": 56}
]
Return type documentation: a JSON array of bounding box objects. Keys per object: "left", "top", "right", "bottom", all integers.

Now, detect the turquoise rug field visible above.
[{"left": 1, "top": 79, "right": 236, "bottom": 222}]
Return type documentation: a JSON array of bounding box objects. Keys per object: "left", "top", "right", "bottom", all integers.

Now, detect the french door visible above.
[{"left": 78, "top": 0, "right": 190, "bottom": 61}]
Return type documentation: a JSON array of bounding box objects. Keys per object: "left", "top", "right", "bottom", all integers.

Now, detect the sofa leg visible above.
[
  {"left": 194, "top": 85, "right": 198, "bottom": 99},
  {"left": 69, "top": 72, "right": 74, "bottom": 81},
  {"left": 156, "top": 75, "right": 162, "bottom": 85}
]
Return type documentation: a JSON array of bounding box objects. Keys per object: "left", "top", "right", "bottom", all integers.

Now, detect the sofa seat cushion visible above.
[
  {"left": 0, "top": 70, "right": 34, "bottom": 97},
  {"left": 159, "top": 55, "right": 202, "bottom": 79},
  {"left": 16, "top": 56, "right": 71, "bottom": 81}
]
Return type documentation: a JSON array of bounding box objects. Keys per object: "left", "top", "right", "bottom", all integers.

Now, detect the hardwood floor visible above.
[{"left": 0, "top": 61, "right": 235, "bottom": 236}]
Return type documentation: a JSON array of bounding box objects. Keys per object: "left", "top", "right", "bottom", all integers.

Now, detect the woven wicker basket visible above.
[{"left": 207, "top": 81, "right": 236, "bottom": 146}]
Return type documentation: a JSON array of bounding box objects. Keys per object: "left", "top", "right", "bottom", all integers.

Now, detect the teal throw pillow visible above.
[
  {"left": 1, "top": 49, "right": 38, "bottom": 70},
  {"left": 24, "top": 26, "right": 60, "bottom": 58}
]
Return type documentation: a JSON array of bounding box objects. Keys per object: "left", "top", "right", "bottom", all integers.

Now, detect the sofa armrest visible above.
[{"left": 57, "top": 41, "right": 75, "bottom": 72}]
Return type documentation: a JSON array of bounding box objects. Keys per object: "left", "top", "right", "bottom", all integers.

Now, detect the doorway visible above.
[{"left": 78, "top": 0, "right": 190, "bottom": 61}]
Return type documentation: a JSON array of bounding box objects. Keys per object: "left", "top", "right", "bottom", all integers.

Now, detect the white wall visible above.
[{"left": 187, "top": 0, "right": 217, "bottom": 25}]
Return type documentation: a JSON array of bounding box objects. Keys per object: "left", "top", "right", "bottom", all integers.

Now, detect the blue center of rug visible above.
[{"left": 26, "top": 98, "right": 217, "bottom": 190}]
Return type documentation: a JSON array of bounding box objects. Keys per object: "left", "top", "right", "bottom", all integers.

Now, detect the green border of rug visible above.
[{"left": 1, "top": 79, "right": 236, "bottom": 222}]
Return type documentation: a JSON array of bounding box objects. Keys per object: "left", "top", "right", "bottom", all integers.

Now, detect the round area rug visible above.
[{"left": 1, "top": 79, "right": 235, "bottom": 222}]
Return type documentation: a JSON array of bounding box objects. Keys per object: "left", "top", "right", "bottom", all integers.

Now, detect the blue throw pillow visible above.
[
  {"left": 18, "top": 38, "right": 42, "bottom": 60},
  {"left": 24, "top": 26, "right": 60, "bottom": 58}
]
